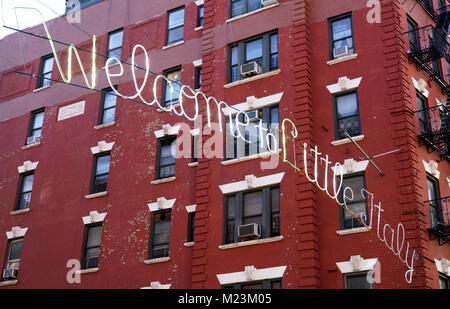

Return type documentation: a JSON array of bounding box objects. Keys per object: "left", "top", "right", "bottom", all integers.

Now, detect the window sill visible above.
[
  {"left": 10, "top": 208, "right": 30, "bottom": 216},
  {"left": 157, "top": 103, "right": 180, "bottom": 112},
  {"left": 143, "top": 257, "right": 170, "bottom": 265},
  {"left": 194, "top": 26, "right": 203, "bottom": 31},
  {"left": 226, "top": 3, "right": 279, "bottom": 24},
  {"left": 102, "top": 62, "right": 121, "bottom": 70},
  {"left": 218, "top": 235, "right": 283, "bottom": 250},
  {"left": 188, "top": 162, "right": 199, "bottom": 167},
  {"left": 336, "top": 226, "right": 371, "bottom": 236},
  {"left": 184, "top": 242, "right": 195, "bottom": 247},
  {"left": 224, "top": 69, "right": 281, "bottom": 89},
  {"left": 331, "top": 135, "right": 364, "bottom": 146},
  {"left": 75, "top": 267, "right": 99, "bottom": 275},
  {"left": 21, "top": 142, "right": 41, "bottom": 150},
  {"left": 0, "top": 280, "right": 18, "bottom": 287},
  {"left": 163, "top": 41, "right": 184, "bottom": 50},
  {"left": 327, "top": 53, "right": 358, "bottom": 66},
  {"left": 84, "top": 191, "right": 108, "bottom": 199},
  {"left": 33, "top": 85, "right": 50, "bottom": 93},
  {"left": 94, "top": 122, "right": 116, "bottom": 130},
  {"left": 222, "top": 149, "right": 281, "bottom": 166},
  {"left": 151, "top": 176, "right": 176, "bottom": 185}
]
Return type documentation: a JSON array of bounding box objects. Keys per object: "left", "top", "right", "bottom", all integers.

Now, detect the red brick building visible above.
[{"left": 0, "top": 0, "right": 448, "bottom": 289}]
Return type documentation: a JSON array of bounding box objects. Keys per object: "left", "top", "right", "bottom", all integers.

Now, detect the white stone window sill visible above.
[
  {"left": 331, "top": 135, "right": 364, "bottom": 146},
  {"left": 21, "top": 142, "right": 41, "bottom": 150},
  {"left": 151, "top": 176, "right": 176, "bottom": 185},
  {"left": 218, "top": 235, "right": 283, "bottom": 250},
  {"left": 94, "top": 122, "right": 116, "bottom": 130},
  {"left": 10, "top": 208, "right": 30, "bottom": 216},
  {"left": 224, "top": 69, "right": 281, "bottom": 89},
  {"left": 327, "top": 53, "right": 358, "bottom": 66},
  {"left": 157, "top": 103, "right": 180, "bottom": 113},
  {"left": 143, "top": 257, "right": 170, "bottom": 265},
  {"left": 225, "top": 3, "right": 279, "bottom": 23},
  {"left": 84, "top": 191, "right": 108, "bottom": 199},
  {"left": 102, "top": 62, "right": 121, "bottom": 70},
  {"left": 33, "top": 85, "right": 50, "bottom": 93},
  {"left": 75, "top": 267, "right": 99, "bottom": 275},
  {"left": 336, "top": 226, "right": 372, "bottom": 236},
  {"left": 194, "top": 26, "right": 203, "bottom": 31},
  {"left": 188, "top": 162, "right": 199, "bottom": 167},
  {"left": 184, "top": 242, "right": 195, "bottom": 247},
  {"left": 0, "top": 280, "right": 18, "bottom": 287},
  {"left": 163, "top": 41, "right": 184, "bottom": 50},
  {"left": 222, "top": 149, "right": 281, "bottom": 166}
]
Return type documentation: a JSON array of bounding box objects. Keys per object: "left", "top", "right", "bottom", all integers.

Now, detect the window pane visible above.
[
  {"left": 169, "top": 8, "right": 184, "bottom": 29},
  {"left": 33, "top": 112, "right": 44, "bottom": 130},
  {"left": 102, "top": 108, "right": 116, "bottom": 124},
  {"left": 246, "top": 39, "right": 263, "bottom": 62},
  {"left": 22, "top": 174, "right": 34, "bottom": 192},
  {"left": 346, "top": 274, "right": 371, "bottom": 289},
  {"left": 242, "top": 283, "right": 263, "bottom": 289},
  {"left": 85, "top": 247, "right": 100, "bottom": 268},
  {"left": 271, "top": 34, "right": 278, "bottom": 54},
  {"left": 231, "top": 0, "right": 244, "bottom": 17},
  {"left": 231, "top": 47, "right": 238, "bottom": 66},
  {"left": 344, "top": 175, "right": 364, "bottom": 197},
  {"left": 96, "top": 155, "right": 111, "bottom": 175},
  {"left": 8, "top": 241, "right": 23, "bottom": 261},
  {"left": 332, "top": 17, "right": 352, "bottom": 41},
  {"left": 336, "top": 93, "right": 358, "bottom": 118},
  {"left": 43, "top": 57, "right": 54, "bottom": 73},
  {"left": 167, "top": 27, "right": 184, "bottom": 44},
  {"left": 19, "top": 192, "right": 31, "bottom": 210},
  {"left": 248, "top": 0, "right": 262, "bottom": 12},
  {"left": 244, "top": 191, "right": 263, "bottom": 217},
  {"left": 227, "top": 196, "right": 236, "bottom": 219},
  {"left": 87, "top": 225, "right": 102, "bottom": 248},
  {"left": 108, "top": 30, "right": 123, "bottom": 50},
  {"left": 271, "top": 187, "right": 280, "bottom": 212},
  {"left": 344, "top": 202, "right": 366, "bottom": 220}
]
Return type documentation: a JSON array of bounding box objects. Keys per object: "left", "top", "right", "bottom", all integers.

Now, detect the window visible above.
[
  {"left": 27, "top": 108, "right": 44, "bottom": 144},
  {"left": 432, "top": 59, "right": 442, "bottom": 78},
  {"left": 15, "top": 172, "right": 34, "bottom": 211},
  {"left": 197, "top": 5, "right": 204, "bottom": 27},
  {"left": 163, "top": 67, "right": 181, "bottom": 106},
  {"left": 156, "top": 136, "right": 176, "bottom": 179},
  {"left": 416, "top": 92, "right": 430, "bottom": 135},
  {"left": 230, "top": 0, "right": 263, "bottom": 18},
  {"left": 339, "top": 174, "right": 367, "bottom": 230},
  {"left": 195, "top": 66, "right": 202, "bottom": 90},
  {"left": 107, "top": 29, "right": 123, "bottom": 65},
  {"left": 407, "top": 16, "right": 419, "bottom": 52},
  {"left": 3, "top": 238, "right": 23, "bottom": 281},
  {"left": 167, "top": 7, "right": 185, "bottom": 45},
  {"left": 224, "top": 186, "right": 280, "bottom": 244},
  {"left": 81, "top": 224, "right": 103, "bottom": 269},
  {"left": 90, "top": 153, "right": 111, "bottom": 194},
  {"left": 187, "top": 212, "right": 195, "bottom": 243},
  {"left": 344, "top": 272, "right": 373, "bottom": 289},
  {"left": 37, "top": 54, "right": 54, "bottom": 88},
  {"left": 329, "top": 13, "right": 354, "bottom": 60},
  {"left": 223, "top": 279, "right": 282, "bottom": 289},
  {"left": 149, "top": 210, "right": 171, "bottom": 259},
  {"left": 226, "top": 105, "right": 279, "bottom": 159},
  {"left": 439, "top": 274, "right": 450, "bottom": 289},
  {"left": 192, "top": 135, "right": 199, "bottom": 163},
  {"left": 99, "top": 88, "right": 117, "bottom": 125},
  {"left": 427, "top": 175, "right": 441, "bottom": 228},
  {"left": 229, "top": 31, "right": 278, "bottom": 83},
  {"left": 333, "top": 92, "right": 362, "bottom": 140}
]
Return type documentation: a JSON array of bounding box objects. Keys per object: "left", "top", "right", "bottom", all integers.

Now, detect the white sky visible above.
[{"left": 0, "top": 0, "right": 66, "bottom": 39}]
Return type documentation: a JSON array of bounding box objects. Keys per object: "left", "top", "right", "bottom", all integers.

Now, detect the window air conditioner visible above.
[
  {"left": 238, "top": 223, "right": 261, "bottom": 240},
  {"left": 26, "top": 136, "right": 40, "bottom": 145},
  {"left": 261, "top": 0, "right": 278, "bottom": 7},
  {"left": 333, "top": 45, "right": 349, "bottom": 59},
  {"left": 2, "top": 268, "right": 18, "bottom": 280},
  {"left": 240, "top": 62, "right": 263, "bottom": 77},
  {"left": 246, "top": 110, "right": 259, "bottom": 122}
]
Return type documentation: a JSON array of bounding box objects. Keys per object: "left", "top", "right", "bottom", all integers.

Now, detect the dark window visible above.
[
  {"left": 432, "top": 59, "right": 442, "bottom": 78},
  {"left": 163, "top": 67, "right": 181, "bottom": 106},
  {"left": 99, "top": 88, "right": 117, "bottom": 125},
  {"left": 37, "top": 54, "right": 54, "bottom": 88},
  {"left": 229, "top": 31, "right": 278, "bottom": 83},
  {"left": 407, "top": 15, "right": 419, "bottom": 52},
  {"left": 107, "top": 29, "right": 123, "bottom": 65},
  {"left": 27, "top": 108, "right": 44, "bottom": 144},
  {"left": 156, "top": 136, "right": 176, "bottom": 180},
  {"left": 223, "top": 279, "right": 282, "bottom": 289},
  {"left": 230, "top": 0, "right": 262, "bottom": 18},
  {"left": 90, "top": 153, "right": 111, "bottom": 194},
  {"left": 329, "top": 13, "right": 354, "bottom": 60},
  {"left": 224, "top": 186, "right": 280, "bottom": 244},
  {"left": 439, "top": 274, "right": 450, "bottom": 289},
  {"left": 195, "top": 66, "right": 202, "bottom": 90},
  {"left": 187, "top": 212, "right": 195, "bottom": 243},
  {"left": 339, "top": 174, "right": 367, "bottom": 229},
  {"left": 197, "top": 5, "right": 204, "bottom": 27},
  {"left": 416, "top": 92, "right": 430, "bottom": 135},
  {"left": 226, "top": 105, "right": 279, "bottom": 159},
  {"left": 192, "top": 134, "right": 199, "bottom": 163},
  {"left": 344, "top": 272, "right": 373, "bottom": 289},
  {"left": 333, "top": 92, "right": 362, "bottom": 140},
  {"left": 427, "top": 175, "right": 440, "bottom": 228},
  {"left": 167, "top": 7, "right": 185, "bottom": 45},
  {"left": 4, "top": 238, "right": 23, "bottom": 273},
  {"left": 149, "top": 210, "right": 171, "bottom": 259},
  {"left": 15, "top": 172, "right": 34, "bottom": 211},
  {"left": 81, "top": 224, "right": 102, "bottom": 270}
]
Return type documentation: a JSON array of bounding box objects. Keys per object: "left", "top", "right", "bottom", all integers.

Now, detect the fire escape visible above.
[{"left": 427, "top": 196, "right": 450, "bottom": 245}]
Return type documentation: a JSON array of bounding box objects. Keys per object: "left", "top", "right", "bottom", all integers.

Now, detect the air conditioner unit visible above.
[
  {"left": 238, "top": 223, "right": 261, "bottom": 240},
  {"left": 246, "top": 110, "right": 259, "bottom": 122},
  {"left": 261, "top": 0, "right": 278, "bottom": 6},
  {"left": 240, "top": 62, "right": 263, "bottom": 77},
  {"left": 2, "top": 268, "right": 18, "bottom": 280},
  {"left": 333, "top": 45, "right": 349, "bottom": 59},
  {"left": 26, "top": 136, "right": 40, "bottom": 145}
]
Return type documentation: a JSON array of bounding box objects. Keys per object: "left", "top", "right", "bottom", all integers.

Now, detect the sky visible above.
[{"left": 0, "top": 0, "right": 66, "bottom": 39}]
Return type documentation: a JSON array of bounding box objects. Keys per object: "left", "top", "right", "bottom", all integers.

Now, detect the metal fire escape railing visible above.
[
  {"left": 426, "top": 196, "right": 450, "bottom": 245},
  {"left": 415, "top": 1, "right": 450, "bottom": 24},
  {"left": 436, "top": 4, "right": 450, "bottom": 29},
  {"left": 415, "top": 102, "right": 450, "bottom": 161}
]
